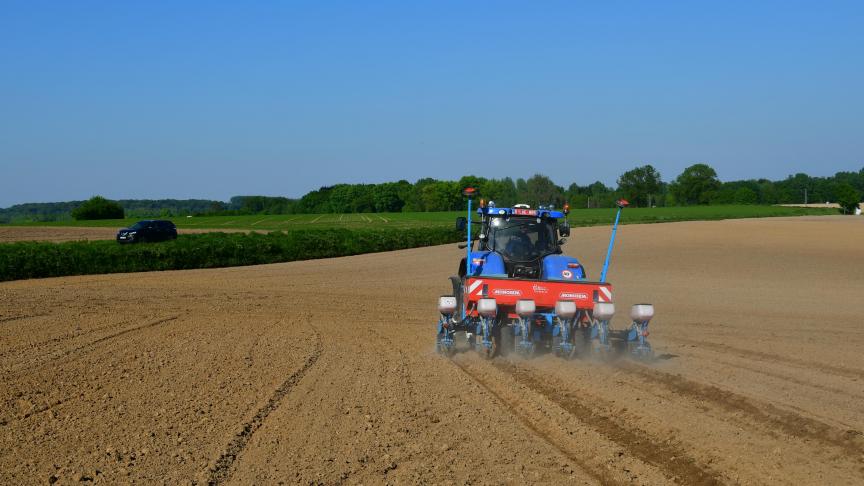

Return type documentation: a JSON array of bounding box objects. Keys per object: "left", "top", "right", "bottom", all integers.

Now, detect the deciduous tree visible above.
[
  {"left": 835, "top": 183, "right": 861, "bottom": 214},
  {"left": 71, "top": 196, "right": 124, "bottom": 220},
  {"left": 524, "top": 174, "right": 565, "bottom": 207},
  {"left": 670, "top": 164, "right": 721, "bottom": 205},
  {"left": 617, "top": 165, "right": 662, "bottom": 207}
]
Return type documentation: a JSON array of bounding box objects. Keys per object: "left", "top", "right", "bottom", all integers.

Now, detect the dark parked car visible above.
[{"left": 117, "top": 220, "right": 177, "bottom": 243}]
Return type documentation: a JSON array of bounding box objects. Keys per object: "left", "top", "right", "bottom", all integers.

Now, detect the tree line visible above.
[
  {"left": 0, "top": 198, "right": 224, "bottom": 223},
  {"left": 2, "top": 164, "right": 862, "bottom": 222},
  {"left": 230, "top": 164, "right": 864, "bottom": 215},
  {"left": 616, "top": 164, "right": 862, "bottom": 212}
]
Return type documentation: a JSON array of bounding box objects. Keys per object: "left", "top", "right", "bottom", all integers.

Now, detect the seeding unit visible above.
[{"left": 436, "top": 188, "right": 654, "bottom": 359}]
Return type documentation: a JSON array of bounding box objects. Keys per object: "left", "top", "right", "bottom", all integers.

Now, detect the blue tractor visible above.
[{"left": 436, "top": 189, "right": 655, "bottom": 360}]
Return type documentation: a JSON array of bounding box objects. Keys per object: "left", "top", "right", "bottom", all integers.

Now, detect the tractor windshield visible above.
[{"left": 485, "top": 217, "right": 558, "bottom": 262}]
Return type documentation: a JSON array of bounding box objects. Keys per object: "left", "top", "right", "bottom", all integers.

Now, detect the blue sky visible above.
[{"left": 1, "top": 0, "right": 862, "bottom": 206}]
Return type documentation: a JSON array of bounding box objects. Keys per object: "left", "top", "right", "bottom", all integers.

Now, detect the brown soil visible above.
[
  {"left": 2, "top": 216, "right": 863, "bottom": 485},
  {"left": 0, "top": 226, "right": 258, "bottom": 243}
]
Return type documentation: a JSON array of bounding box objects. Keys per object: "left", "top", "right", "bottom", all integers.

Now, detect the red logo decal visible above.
[
  {"left": 493, "top": 289, "right": 522, "bottom": 296},
  {"left": 560, "top": 292, "right": 588, "bottom": 300}
]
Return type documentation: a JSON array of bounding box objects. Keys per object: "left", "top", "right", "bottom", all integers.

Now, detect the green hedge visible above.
[{"left": 0, "top": 228, "right": 463, "bottom": 282}]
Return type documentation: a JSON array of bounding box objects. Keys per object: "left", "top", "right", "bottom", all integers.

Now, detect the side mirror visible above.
[
  {"left": 456, "top": 217, "right": 467, "bottom": 231},
  {"left": 559, "top": 222, "right": 571, "bottom": 237}
]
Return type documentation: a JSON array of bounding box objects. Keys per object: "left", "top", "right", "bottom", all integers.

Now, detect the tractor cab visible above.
[
  {"left": 485, "top": 215, "right": 560, "bottom": 263},
  {"left": 458, "top": 202, "right": 580, "bottom": 280},
  {"left": 481, "top": 213, "right": 560, "bottom": 278}
]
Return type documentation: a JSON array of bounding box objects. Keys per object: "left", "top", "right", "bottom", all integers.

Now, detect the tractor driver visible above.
[{"left": 505, "top": 224, "right": 534, "bottom": 259}]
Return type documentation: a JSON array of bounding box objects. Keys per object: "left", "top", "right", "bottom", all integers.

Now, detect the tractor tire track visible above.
[
  {"left": 494, "top": 360, "right": 724, "bottom": 486},
  {"left": 205, "top": 327, "right": 323, "bottom": 485},
  {"left": 0, "top": 394, "right": 82, "bottom": 427},
  {"left": 0, "top": 315, "right": 137, "bottom": 360},
  {"left": 18, "top": 394, "right": 79, "bottom": 421},
  {"left": 0, "top": 313, "right": 49, "bottom": 324},
  {"left": 689, "top": 353, "right": 864, "bottom": 401},
  {"left": 671, "top": 337, "right": 864, "bottom": 380},
  {"left": 2, "top": 316, "right": 180, "bottom": 426},
  {"left": 614, "top": 361, "right": 864, "bottom": 461},
  {"left": 448, "top": 356, "right": 615, "bottom": 485},
  {"left": 5, "top": 315, "right": 179, "bottom": 376}
]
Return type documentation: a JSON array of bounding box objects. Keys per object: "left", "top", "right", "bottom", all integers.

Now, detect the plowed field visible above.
[
  {"left": 2, "top": 216, "right": 863, "bottom": 485},
  {"left": 0, "top": 226, "right": 120, "bottom": 242}
]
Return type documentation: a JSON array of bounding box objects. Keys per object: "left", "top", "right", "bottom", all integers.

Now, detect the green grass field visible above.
[{"left": 6, "top": 205, "right": 838, "bottom": 231}]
